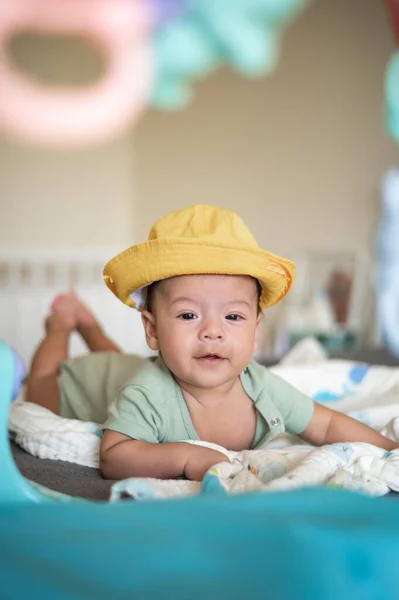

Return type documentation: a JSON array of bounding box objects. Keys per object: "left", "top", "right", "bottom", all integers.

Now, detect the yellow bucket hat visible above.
[{"left": 103, "top": 204, "right": 295, "bottom": 311}]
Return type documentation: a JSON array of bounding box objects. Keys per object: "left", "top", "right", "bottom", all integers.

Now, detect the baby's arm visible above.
[
  {"left": 100, "top": 430, "right": 229, "bottom": 481},
  {"left": 300, "top": 403, "right": 397, "bottom": 451}
]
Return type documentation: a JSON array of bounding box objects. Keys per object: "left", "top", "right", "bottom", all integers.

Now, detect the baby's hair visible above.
[
  {"left": 145, "top": 281, "right": 159, "bottom": 313},
  {"left": 255, "top": 280, "right": 262, "bottom": 314},
  {"left": 145, "top": 277, "right": 263, "bottom": 314}
]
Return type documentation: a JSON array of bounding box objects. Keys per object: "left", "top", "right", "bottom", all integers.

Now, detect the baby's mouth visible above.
[{"left": 197, "top": 353, "right": 224, "bottom": 361}]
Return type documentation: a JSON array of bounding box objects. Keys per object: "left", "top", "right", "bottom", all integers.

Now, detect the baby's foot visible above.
[
  {"left": 45, "top": 312, "right": 76, "bottom": 334},
  {"left": 51, "top": 291, "right": 98, "bottom": 329}
]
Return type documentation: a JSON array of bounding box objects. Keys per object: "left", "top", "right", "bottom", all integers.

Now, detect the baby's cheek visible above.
[
  {"left": 236, "top": 335, "right": 257, "bottom": 361},
  {"left": 160, "top": 335, "right": 188, "bottom": 369}
]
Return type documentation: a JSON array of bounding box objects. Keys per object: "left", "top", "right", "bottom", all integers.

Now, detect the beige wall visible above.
[
  {"left": 0, "top": 0, "right": 398, "bottom": 256},
  {"left": 134, "top": 0, "right": 398, "bottom": 256},
  {"left": 0, "top": 135, "right": 136, "bottom": 247},
  {"left": 0, "top": 34, "right": 136, "bottom": 247}
]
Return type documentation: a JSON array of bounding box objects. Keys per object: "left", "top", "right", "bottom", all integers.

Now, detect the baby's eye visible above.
[
  {"left": 179, "top": 313, "right": 197, "bottom": 320},
  {"left": 226, "top": 314, "right": 243, "bottom": 321}
]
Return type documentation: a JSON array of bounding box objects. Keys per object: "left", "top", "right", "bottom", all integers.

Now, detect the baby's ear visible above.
[{"left": 141, "top": 310, "right": 159, "bottom": 351}]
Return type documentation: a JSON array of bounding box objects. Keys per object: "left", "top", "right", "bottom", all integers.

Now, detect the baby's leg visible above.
[
  {"left": 26, "top": 313, "right": 74, "bottom": 413},
  {"left": 26, "top": 291, "right": 122, "bottom": 413},
  {"left": 53, "top": 291, "right": 122, "bottom": 353},
  {"left": 78, "top": 323, "right": 122, "bottom": 353}
]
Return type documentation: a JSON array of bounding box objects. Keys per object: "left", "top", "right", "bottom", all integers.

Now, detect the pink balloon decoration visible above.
[{"left": 0, "top": 0, "right": 154, "bottom": 148}]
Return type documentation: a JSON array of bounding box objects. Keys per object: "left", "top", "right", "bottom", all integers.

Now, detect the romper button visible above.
[{"left": 271, "top": 416, "right": 280, "bottom": 427}]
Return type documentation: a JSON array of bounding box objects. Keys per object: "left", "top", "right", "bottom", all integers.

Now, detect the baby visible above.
[{"left": 26, "top": 205, "right": 397, "bottom": 482}]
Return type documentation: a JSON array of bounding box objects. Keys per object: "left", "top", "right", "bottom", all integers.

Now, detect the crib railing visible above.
[
  {"left": 0, "top": 247, "right": 151, "bottom": 365},
  {"left": 0, "top": 246, "right": 378, "bottom": 366}
]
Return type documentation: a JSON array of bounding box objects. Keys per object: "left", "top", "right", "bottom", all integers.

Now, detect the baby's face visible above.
[{"left": 142, "top": 274, "right": 262, "bottom": 391}]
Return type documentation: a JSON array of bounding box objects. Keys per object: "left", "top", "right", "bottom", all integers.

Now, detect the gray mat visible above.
[{"left": 11, "top": 441, "right": 115, "bottom": 501}]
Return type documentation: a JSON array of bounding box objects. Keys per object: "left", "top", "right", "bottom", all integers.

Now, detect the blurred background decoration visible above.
[
  {"left": 386, "top": 0, "right": 399, "bottom": 142},
  {"left": 150, "top": 0, "right": 310, "bottom": 109},
  {"left": 377, "top": 169, "right": 399, "bottom": 359},
  {"left": 0, "top": 0, "right": 310, "bottom": 148},
  {"left": 0, "top": 0, "right": 153, "bottom": 147},
  {"left": 255, "top": 250, "right": 371, "bottom": 361},
  {"left": 386, "top": 51, "right": 399, "bottom": 143},
  {"left": 0, "top": 0, "right": 398, "bottom": 364}
]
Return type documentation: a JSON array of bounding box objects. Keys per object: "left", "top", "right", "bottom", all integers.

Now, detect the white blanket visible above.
[
  {"left": 9, "top": 339, "right": 399, "bottom": 498},
  {"left": 9, "top": 390, "right": 102, "bottom": 468}
]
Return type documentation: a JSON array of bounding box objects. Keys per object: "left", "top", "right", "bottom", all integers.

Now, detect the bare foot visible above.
[
  {"left": 45, "top": 312, "right": 76, "bottom": 334},
  {"left": 51, "top": 291, "right": 98, "bottom": 329}
]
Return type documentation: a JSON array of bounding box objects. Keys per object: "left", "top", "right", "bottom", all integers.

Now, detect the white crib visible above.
[{"left": 0, "top": 247, "right": 151, "bottom": 365}]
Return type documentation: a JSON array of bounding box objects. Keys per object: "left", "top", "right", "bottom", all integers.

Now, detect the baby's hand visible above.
[{"left": 183, "top": 445, "right": 230, "bottom": 481}]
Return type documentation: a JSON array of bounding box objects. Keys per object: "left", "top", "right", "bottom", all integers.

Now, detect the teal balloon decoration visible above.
[
  {"left": 152, "top": 19, "right": 220, "bottom": 107},
  {"left": 243, "top": 0, "right": 311, "bottom": 25},
  {"left": 151, "top": 0, "right": 310, "bottom": 109},
  {"left": 386, "top": 51, "right": 399, "bottom": 143}
]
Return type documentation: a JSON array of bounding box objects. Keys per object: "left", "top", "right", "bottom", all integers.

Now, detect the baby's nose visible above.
[{"left": 199, "top": 318, "right": 224, "bottom": 341}]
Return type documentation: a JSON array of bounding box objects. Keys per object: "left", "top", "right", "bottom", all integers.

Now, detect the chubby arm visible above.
[
  {"left": 100, "top": 430, "right": 188, "bottom": 480},
  {"left": 100, "top": 430, "right": 229, "bottom": 481},
  {"left": 300, "top": 403, "right": 397, "bottom": 451}
]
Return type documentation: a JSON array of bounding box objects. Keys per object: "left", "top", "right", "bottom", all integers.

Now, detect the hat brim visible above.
[{"left": 103, "top": 239, "right": 295, "bottom": 311}]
